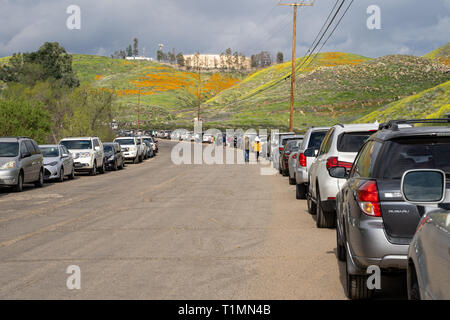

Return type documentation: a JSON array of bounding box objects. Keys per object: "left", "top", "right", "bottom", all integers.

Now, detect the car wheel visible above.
[
  {"left": 134, "top": 156, "right": 139, "bottom": 164},
  {"left": 307, "top": 191, "right": 316, "bottom": 214},
  {"left": 345, "top": 257, "right": 373, "bottom": 300},
  {"left": 59, "top": 167, "right": 65, "bottom": 182},
  {"left": 408, "top": 265, "right": 421, "bottom": 300},
  {"left": 113, "top": 160, "right": 118, "bottom": 171},
  {"left": 35, "top": 170, "right": 44, "bottom": 188},
  {"left": 13, "top": 172, "right": 24, "bottom": 192},
  {"left": 316, "top": 190, "right": 335, "bottom": 228},
  {"left": 99, "top": 161, "right": 106, "bottom": 174},
  {"left": 296, "top": 184, "right": 306, "bottom": 200},
  {"left": 90, "top": 162, "right": 97, "bottom": 176},
  {"left": 289, "top": 176, "right": 296, "bottom": 185},
  {"left": 69, "top": 167, "right": 75, "bottom": 180},
  {"left": 336, "top": 228, "right": 346, "bottom": 262},
  {"left": 139, "top": 155, "right": 143, "bottom": 163}
]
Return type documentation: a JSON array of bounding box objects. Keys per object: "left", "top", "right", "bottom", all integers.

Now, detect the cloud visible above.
[{"left": 0, "top": 0, "right": 448, "bottom": 59}]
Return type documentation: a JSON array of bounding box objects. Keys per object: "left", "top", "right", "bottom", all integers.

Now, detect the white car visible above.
[
  {"left": 114, "top": 137, "right": 144, "bottom": 163},
  {"left": 60, "top": 137, "right": 105, "bottom": 176},
  {"left": 308, "top": 123, "right": 379, "bottom": 228},
  {"left": 270, "top": 132, "right": 295, "bottom": 170},
  {"left": 40, "top": 144, "right": 75, "bottom": 182}
]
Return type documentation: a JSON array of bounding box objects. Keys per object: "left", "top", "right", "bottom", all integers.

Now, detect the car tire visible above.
[
  {"left": 296, "top": 184, "right": 306, "bottom": 200},
  {"left": 336, "top": 229, "right": 346, "bottom": 262},
  {"left": 289, "top": 176, "right": 296, "bottom": 185},
  {"left": 35, "top": 170, "right": 44, "bottom": 188},
  {"left": 307, "top": 191, "right": 316, "bottom": 214},
  {"left": 90, "top": 162, "right": 97, "bottom": 176},
  {"left": 69, "top": 167, "right": 75, "bottom": 180},
  {"left": 113, "top": 160, "right": 118, "bottom": 171},
  {"left": 58, "top": 167, "right": 65, "bottom": 183},
  {"left": 345, "top": 258, "right": 373, "bottom": 300},
  {"left": 13, "top": 172, "right": 24, "bottom": 192},
  {"left": 134, "top": 156, "right": 139, "bottom": 164},
  {"left": 99, "top": 161, "right": 106, "bottom": 174},
  {"left": 408, "top": 265, "right": 421, "bottom": 300},
  {"left": 316, "top": 190, "right": 335, "bottom": 229}
]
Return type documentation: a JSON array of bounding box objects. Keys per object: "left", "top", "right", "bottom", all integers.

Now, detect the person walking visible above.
[
  {"left": 244, "top": 135, "right": 250, "bottom": 163},
  {"left": 253, "top": 136, "right": 261, "bottom": 162}
]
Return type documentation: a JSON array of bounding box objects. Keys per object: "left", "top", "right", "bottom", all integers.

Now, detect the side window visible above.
[
  {"left": 93, "top": 139, "right": 99, "bottom": 148},
  {"left": 24, "top": 140, "right": 36, "bottom": 155},
  {"left": 351, "top": 141, "right": 381, "bottom": 178},
  {"left": 31, "top": 140, "right": 41, "bottom": 154},
  {"left": 20, "top": 142, "right": 28, "bottom": 156},
  {"left": 319, "top": 128, "right": 334, "bottom": 156}
]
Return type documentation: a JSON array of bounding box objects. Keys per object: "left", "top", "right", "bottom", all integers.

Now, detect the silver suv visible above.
[
  {"left": 0, "top": 137, "right": 44, "bottom": 192},
  {"left": 308, "top": 123, "right": 379, "bottom": 228}
]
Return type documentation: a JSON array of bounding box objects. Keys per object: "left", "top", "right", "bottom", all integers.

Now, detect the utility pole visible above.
[
  {"left": 196, "top": 52, "right": 202, "bottom": 122},
  {"left": 137, "top": 89, "right": 141, "bottom": 131},
  {"left": 278, "top": 1, "right": 314, "bottom": 132}
]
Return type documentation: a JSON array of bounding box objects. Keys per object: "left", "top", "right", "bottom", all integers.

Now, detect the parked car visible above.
[
  {"left": 103, "top": 142, "right": 125, "bottom": 171},
  {"left": 143, "top": 140, "right": 154, "bottom": 158},
  {"left": 60, "top": 137, "right": 105, "bottom": 176},
  {"left": 142, "top": 136, "right": 158, "bottom": 154},
  {"left": 40, "top": 144, "right": 75, "bottom": 182},
  {"left": 288, "top": 140, "right": 304, "bottom": 185},
  {"left": 308, "top": 123, "right": 379, "bottom": 228},
  {"left": 279, "top": 137, "right": 303, "bottom": 176},
  {"left": 0, "top": 137, "right": 44, "bottom": 192},
  {"left": 271, "top": 132, "right": 295, "bottom": 170},
  {"left": 334, "top": 119, "right": 450, "bottom": 299},
  {"left": 114, "top": 137, "right": 144, "bottom": 163},
  {"left": 203, "top": 133, "right": 213, "bottom": 143},
  {"left": 294, "top": 127, "right": 330, "bottom": 199},
  {"left": 400, "top": 169, "right": 450, "bottom": 300}
]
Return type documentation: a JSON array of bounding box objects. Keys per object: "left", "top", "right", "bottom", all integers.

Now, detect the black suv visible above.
[
  {"left": 103, "top": 142, "right": 125, "bottom": 171},
  {"left": 333, "top": 118, "right": 450, "bottom": 299}
]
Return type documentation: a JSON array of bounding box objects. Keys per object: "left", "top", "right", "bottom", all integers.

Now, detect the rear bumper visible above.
[
  {"left": 295, "top": 166, "right": 308, "bottom": 184},
  {"left": 348, "top": 218, "right": 409, "bottom": 271}
]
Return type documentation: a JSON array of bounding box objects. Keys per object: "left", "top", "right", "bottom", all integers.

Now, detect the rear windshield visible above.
[
  {"left": 115, "top": 139, "right": 135, "bottom": 145},
  {"left": 286, "top": 140, "right": 301, "bottom": 151},
  {"left": 337, "top": 132, "right": 374, "bottom": 153},
  {"left": 308, "top": 131, "right": 328, "bottom": 149},
  {"left": 41, "top": 147, "right": 59, "bottom": 157},
  {"left": 381, "top": 137, "right": 450, "bottom": 179},
  {"left": 0, "top": 142, "right": 19, "bottom": 157},
  {"left": 60, "top": 140, "right": 92, "bottom": 150}
]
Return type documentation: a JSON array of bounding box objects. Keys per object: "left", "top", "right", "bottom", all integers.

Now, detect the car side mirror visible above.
[
  {"left": 21, "top": 152, "right": 31, "bottom": 158},
  {"left": 95, "top": 146, "right": 101, "bottom": 151},
  {"left": 304, "top": 148, "right": 317, "bottom": 157},
  {"left": 328, "top": 167, "right": 349, "bottom": 179},
  {"left": 401, "top": 169, "right": 446, "bottom": 205},
  {"left": 62, "top": 154, "right": 69, "bottom": 158}
]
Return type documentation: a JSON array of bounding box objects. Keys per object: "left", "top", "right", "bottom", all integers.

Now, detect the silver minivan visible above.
[{"left": 0, "top": 137, "right": 44, "bottom": 192}]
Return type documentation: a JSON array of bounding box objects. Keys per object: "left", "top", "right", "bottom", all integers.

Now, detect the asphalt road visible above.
[{"left": 0, "top": 141, "right": 406, "bottom": 299}]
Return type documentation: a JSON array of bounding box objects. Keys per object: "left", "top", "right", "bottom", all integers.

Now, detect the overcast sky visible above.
[{"left": 0, "top": 0, "right": 449, "bottom": 59}]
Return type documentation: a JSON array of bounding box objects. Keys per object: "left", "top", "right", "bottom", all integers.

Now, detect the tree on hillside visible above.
[
  {"left": 251, "top": 55, "right": 258, "bottom": 68},
  {"left": 126, "top": 45, "right": 133, "bottom": 57},
  {"left": 176, "top": 53, "right": 185, "bottom": 67},
  {"left": 277, "top": 52, "right": 284, "bottom": 64},
  {"left": 133, "top": 38, "right": 139, "bottom": 57},
  {"left": 0, "top": 42, "right": 79, "bottom": 87}
]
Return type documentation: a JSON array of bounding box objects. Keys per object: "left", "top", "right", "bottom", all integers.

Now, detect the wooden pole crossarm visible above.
[{"left": 277, "top": 1, "right": 314, "bottom": 7}]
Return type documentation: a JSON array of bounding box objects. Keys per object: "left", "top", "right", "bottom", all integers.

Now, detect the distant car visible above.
[
  {"left": 335, "top": 119, "right": 450, "bottom": 299},
  {"left": 143, "top": 140, "right": 154, "bottom": 158},
  {"left": 294, "top": 127, "right": 330, "bottom": 199},
  {"left": 308, "top": 123, "right": 379, "bottom": 228},
  {"left": 114, "top": 137, "right": 144, "bottom": 163},
  {"left": 288, "top": 140, "right": 303, "bottom": 185},
  {"left": 0, "top": 136, "right": 44, "bottom": 192},
  {"left": 279, "top": 136, "right": 303, "bottom": 176},
  {"left": 271, "top": 132, "right": 296, "bottom": 170},
  {"left": 103, "top": 142, "right": 125, "bottom": 171},
  {"left": 40, "top": 144, "right": 75, "bottom": 182},
  {"left": 60, "top": 137, "right": 106, "bottom": 176},
  {"left": 203, "top": 133, "right": 213, "bottom": 143},
  {"left": 400, "top": 169, "right": 450, "bottom": 300},
  {"left": 142, "top": 136, "right": 158, "bottom": 154}
]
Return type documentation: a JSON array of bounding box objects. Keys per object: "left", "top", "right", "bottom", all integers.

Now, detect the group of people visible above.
[{"left": 243, "top": 135, "right": 261, "bottom": 163}]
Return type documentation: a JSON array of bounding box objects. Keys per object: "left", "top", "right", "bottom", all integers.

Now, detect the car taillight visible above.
[
  {"left": 416, "top": 215, "right": 431, "bottom": 233},
  {"left": 357, "top": 181, "right": 381, "bottom": 217},
  {"left": 292, "top": 154, "right": 297, "bottom": 159},
  {"left": 326, "top": 157, "right": 353, "bottom": 170},
  {"left": 279, "top": 147, "right": 284, "bottom": 152},
  {"left": 299, "top": 153, "right": 307, "bottom": 167}
]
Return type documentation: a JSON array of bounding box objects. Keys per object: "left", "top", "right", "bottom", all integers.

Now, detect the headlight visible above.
[
  {"left": 80, "top": 152, "right": 91, "bottom": 158},
  {"left": 108, "top": 156, "right": 114, "bottom": 161},
  {"left": 129, "top": 147, "right": 137, "bottom": 151},
  {"left": 45, "top": 161, "right": 58, "bottom": 166},
  {"left": 0, "top": 161, "right": 16, "bottom": 169}
]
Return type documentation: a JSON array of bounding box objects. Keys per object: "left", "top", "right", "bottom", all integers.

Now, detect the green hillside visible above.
[
  {"left": 357, "top": 80, "right": 450, "bottom": 123},
  {"left": 424, "top": 42, "right": 450, "bottom": 59},
  {"left": 203, "top": 54, "right": 450, "bottom": 132},
  {"left": 71, "top": 54, "right": 247, "bottom": 128}
]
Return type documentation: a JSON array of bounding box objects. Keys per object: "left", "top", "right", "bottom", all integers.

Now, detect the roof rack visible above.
[{"left": 379, "top": 116, "right": 450, "bottom": 131}]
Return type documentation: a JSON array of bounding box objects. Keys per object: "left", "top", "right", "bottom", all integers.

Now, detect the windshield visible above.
[
  {"left": 308, "top": 131, "right": 328, "bottom": 149},
  {"left": 41, "top": 147, "right": 59, "bottom": 157},
  {"left": 115, "top": 139, "right": 135, "bottom": 145},
  {"left": 60, "top": 140, "right": 92, "bottom": 150},
  {"left": 0, "top": 142, "right": 19, "bottom": 157},
  {"left": 337, "top": 132, "right": 374, "bottom": 153},
  {"left": 103, "top": 145, "right": 114, "bottom": 154},
  {"left": 143, "top": 138, "right": 154, "bottom": 143},
  {"left": 382, "top": 137, "right": 450, "bottom": 179}
]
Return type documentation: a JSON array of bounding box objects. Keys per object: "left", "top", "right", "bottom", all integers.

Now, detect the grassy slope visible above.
[
  {"left": 71, "top": 54, "right": 248, "bottom": 128},
  {"left": 358, "top": 80, "right": 450, "bottom": 123},
  {"left": 424, "top": 42, "right": 450, "bottom": 59},
  {"left": 204, "top": 53, "right": 450, "bottom": 132}
]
